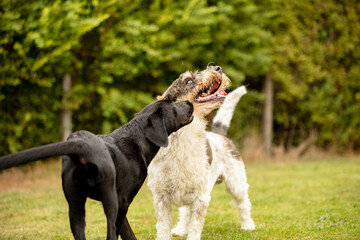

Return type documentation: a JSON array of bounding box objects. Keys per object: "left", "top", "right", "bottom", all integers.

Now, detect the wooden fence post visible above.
[
  {"left": 263, "top": 71, "right": 273, "bottom": 158},
  {"left": 61, "top": 73, "right": 72, "bottom": 141}
]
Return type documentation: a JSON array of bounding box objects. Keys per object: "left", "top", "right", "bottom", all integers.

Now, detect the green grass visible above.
[{"left": 0, "top": 158, "right": 359, "bottom": 239}]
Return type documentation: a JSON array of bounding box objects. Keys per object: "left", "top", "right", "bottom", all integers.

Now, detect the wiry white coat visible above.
[{"left": 148, "top": 86, "right": 255, "bottom": 240}]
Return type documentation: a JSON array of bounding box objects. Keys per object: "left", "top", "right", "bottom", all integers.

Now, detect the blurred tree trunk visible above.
[
  {"left": 263, "top": 71, "right": 273, "bottom": 157},
  {"left": 61, "top": 73, "right": 72, "bottom": 141}
]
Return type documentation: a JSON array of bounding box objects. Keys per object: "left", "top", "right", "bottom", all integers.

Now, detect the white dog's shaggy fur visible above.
[{"left": 148, "top": 80, "right": 255, "bottom": 240}]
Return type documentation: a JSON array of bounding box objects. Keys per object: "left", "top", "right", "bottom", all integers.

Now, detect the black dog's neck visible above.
[
  {"left": 109, "top": 118, "right": 160, "bottom": 167},
  {"left": 140, "top": 141, "right": 160, "bottom": 166}
]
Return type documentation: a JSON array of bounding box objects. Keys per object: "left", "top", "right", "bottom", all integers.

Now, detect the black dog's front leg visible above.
[
  {"left": 119, "top": 216, "right": 137, "bottom": 240},
  {"left": 115, "top": 207, "right": 136, "bottom": 240}
]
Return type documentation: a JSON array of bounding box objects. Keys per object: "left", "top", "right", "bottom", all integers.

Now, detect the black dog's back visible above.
[{"left": 62, "top": 131, "right": 116, "bottom": 186}]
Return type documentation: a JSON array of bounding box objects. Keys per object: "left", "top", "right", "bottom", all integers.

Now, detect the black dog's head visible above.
[{"left": 136, "top": 100, "right": 194, "bottom": 147}]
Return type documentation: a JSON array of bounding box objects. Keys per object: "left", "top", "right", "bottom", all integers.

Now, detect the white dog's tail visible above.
[{"left": 211, "top": 86, "right": 247, "bottom": 136}]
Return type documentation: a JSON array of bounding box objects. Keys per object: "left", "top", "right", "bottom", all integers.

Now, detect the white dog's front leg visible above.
[
  {"left": 154, "top": 197, "right": 172, "bottom": 240},
  {"left": 187, "top": 197, "right": 210, "bottom": 240}
]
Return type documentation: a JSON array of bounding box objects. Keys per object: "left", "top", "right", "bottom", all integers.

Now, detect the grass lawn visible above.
[{"left": 0, "top": 158, "right": 359, "bottom": 239}]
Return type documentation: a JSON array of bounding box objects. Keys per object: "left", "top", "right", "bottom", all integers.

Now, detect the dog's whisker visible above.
[{"left": 207, "top": 62, "right": 216, "bottom": 68}]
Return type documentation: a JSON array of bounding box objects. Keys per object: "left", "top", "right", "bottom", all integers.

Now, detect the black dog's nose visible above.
[
  {"left": 215, "top": 66, "right": 222, "bottom": 74},
  {"left": 185, "top": 100, "right": 194, "bottom": 112}
]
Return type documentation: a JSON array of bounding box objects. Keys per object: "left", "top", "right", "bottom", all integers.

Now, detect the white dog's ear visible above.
[{"left": 144, "top": 113, "right": 169, "bottom": 147}]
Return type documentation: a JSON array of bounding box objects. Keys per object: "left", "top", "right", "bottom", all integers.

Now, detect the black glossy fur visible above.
[{"left": 0, "top": 100, "right": 194, "bottom": 240}]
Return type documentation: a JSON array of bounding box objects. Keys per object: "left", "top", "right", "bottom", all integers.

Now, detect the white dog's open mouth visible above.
[{"left": 195, "top": 79, "right": 227, "bottom": 103}]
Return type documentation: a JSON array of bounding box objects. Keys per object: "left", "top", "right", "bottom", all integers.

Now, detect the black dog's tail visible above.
[
  {"left": 0, "top": 141, "right": 89, "bottom": 170},
  {"left": 211, "top": 86, "right": 247, "bottom": 136}
]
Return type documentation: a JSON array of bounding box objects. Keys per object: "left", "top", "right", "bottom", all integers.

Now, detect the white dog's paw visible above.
[
  {"left": 241, "top": 219, "right": 255, "bottom": 230},
  {"left": 171, "top": 227, "right": 187, "bottom": 237}
]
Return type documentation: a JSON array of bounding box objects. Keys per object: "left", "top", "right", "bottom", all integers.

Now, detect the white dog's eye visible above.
[{"left": 186, "top": 79, "right": 193, "bottom": 84}]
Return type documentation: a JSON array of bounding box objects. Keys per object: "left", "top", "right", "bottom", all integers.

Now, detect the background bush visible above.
[{"left": 1, "top": 0, "right": 359, "bottom": 154}]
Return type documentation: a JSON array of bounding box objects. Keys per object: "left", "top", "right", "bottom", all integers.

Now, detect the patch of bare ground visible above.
[
  {"left": 0, "top": 158, "right": 61, "bottom": 192},
  {"left": 241, "top": 134, "right": 360, "bottom": 163}
]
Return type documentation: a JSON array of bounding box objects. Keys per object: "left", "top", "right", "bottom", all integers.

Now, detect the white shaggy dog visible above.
[{"left": 147, "top": 66, "right": 255, "bottom": 240}]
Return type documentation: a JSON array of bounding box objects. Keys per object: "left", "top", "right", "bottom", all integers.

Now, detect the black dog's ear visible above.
[{"left": 144, "top": 113, "right": 169, "bottom": 147}]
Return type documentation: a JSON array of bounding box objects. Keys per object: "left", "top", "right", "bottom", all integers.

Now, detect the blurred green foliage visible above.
[
  {"left": 260, "top": 0, "right": 360, "bottom": 150},
  {"left": 0, "top": 0, "right": 359, "bottom": 154}
]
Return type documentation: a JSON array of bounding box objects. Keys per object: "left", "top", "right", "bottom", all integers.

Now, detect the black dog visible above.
[{"left": 0, "top": 100, "right": 194, "bottom": 240}]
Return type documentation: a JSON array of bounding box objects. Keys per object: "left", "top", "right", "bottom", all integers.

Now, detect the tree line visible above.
[{"left": 1, "top": 0, "right": 359, "bottom": 155}]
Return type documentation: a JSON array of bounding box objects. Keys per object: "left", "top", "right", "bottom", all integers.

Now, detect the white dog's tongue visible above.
[
  {"left": 198, "top": 89, "right": 227, "bottom": 102},
  {"left": 219, "top": 90, "right": 227, "bottom": 96}
]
